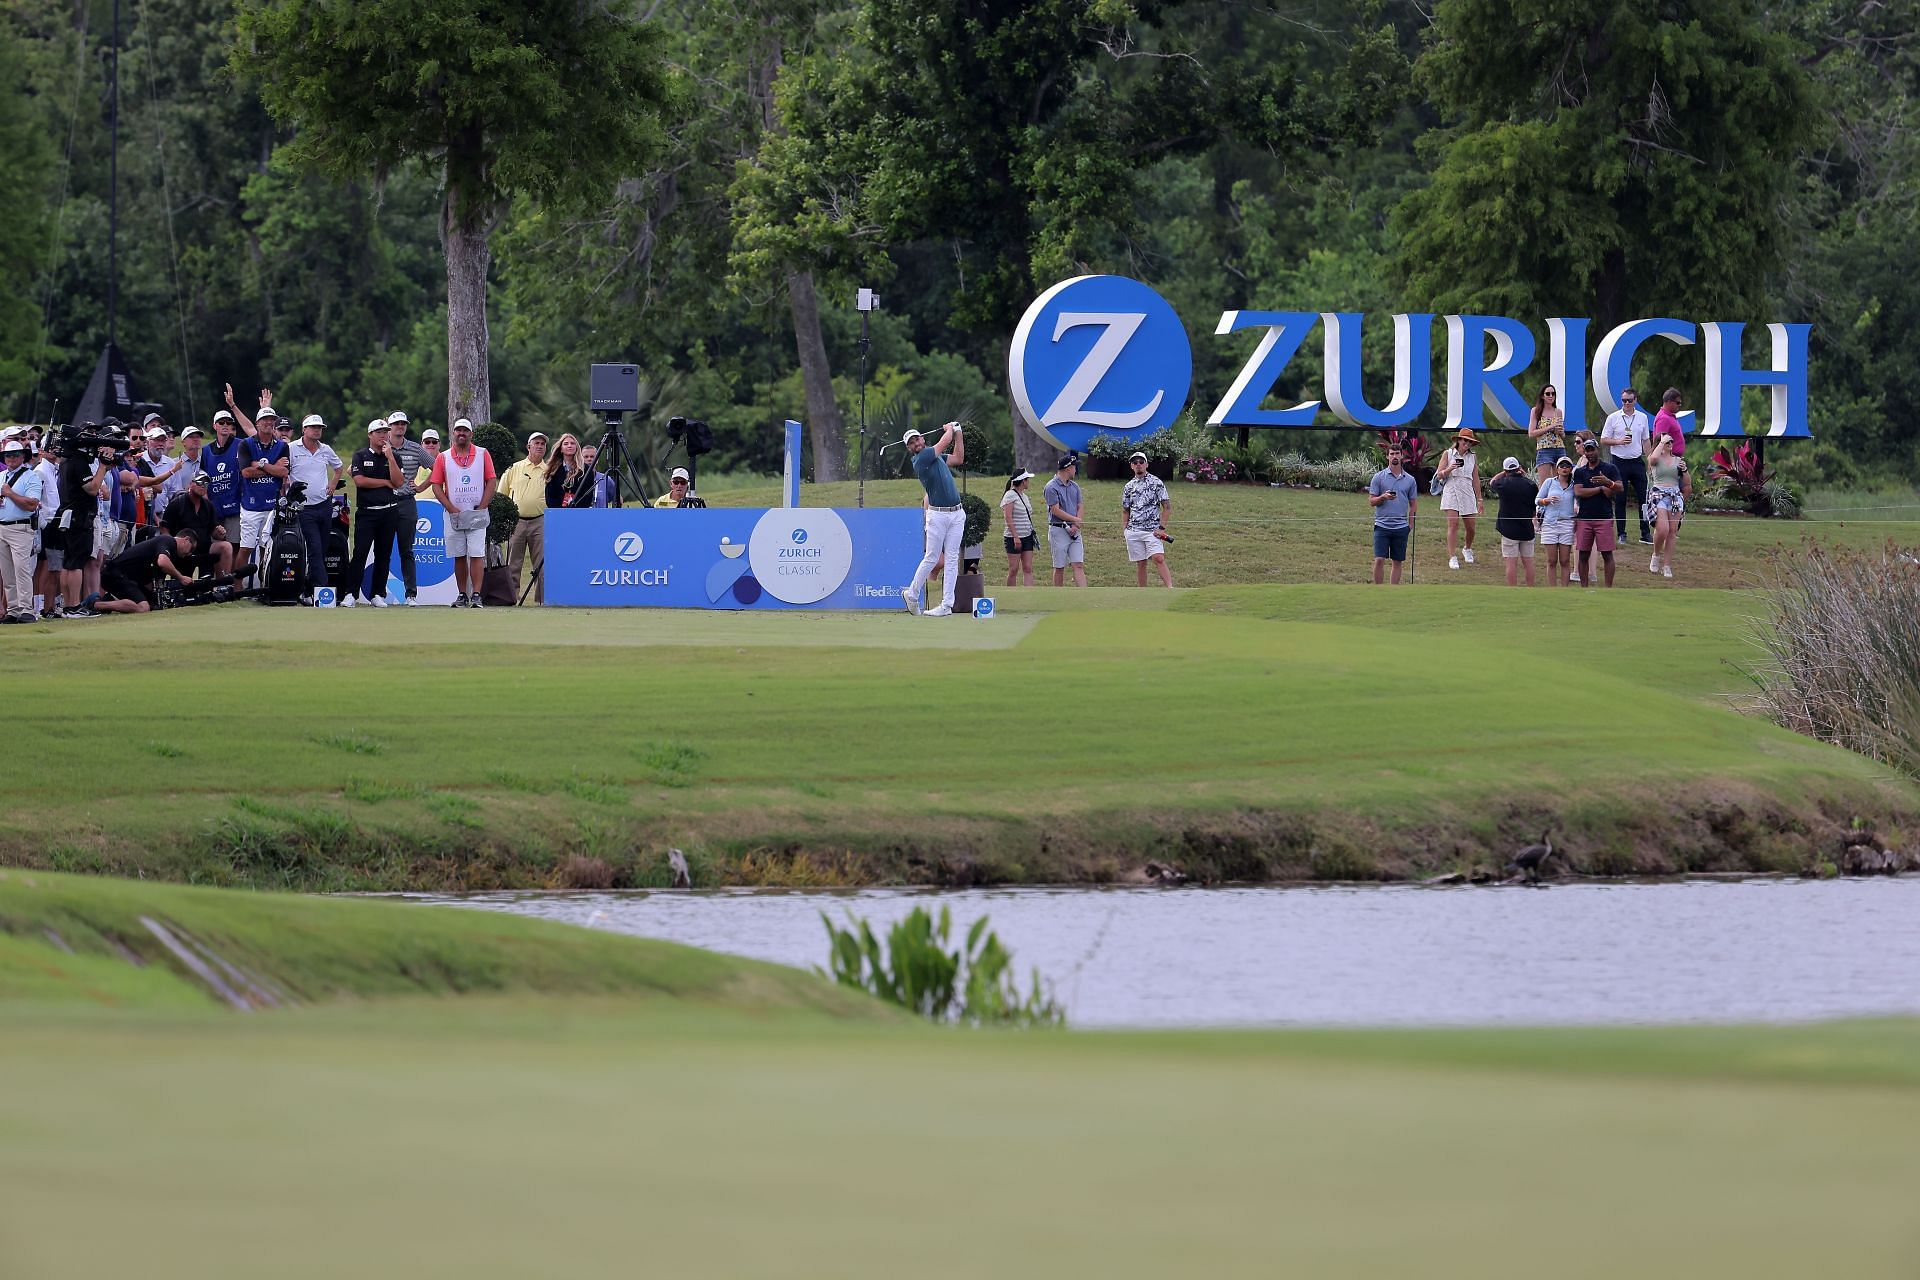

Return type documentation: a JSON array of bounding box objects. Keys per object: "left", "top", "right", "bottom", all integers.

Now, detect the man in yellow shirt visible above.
[
  {"left": 497, "top": 431, "right": 548, "bottom": 603},
  {"left": 651, "top": 466, "right": 692, "bottom": 508}
]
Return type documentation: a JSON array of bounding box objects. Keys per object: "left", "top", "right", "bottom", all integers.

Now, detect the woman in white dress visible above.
[{"left": 1436, "top": 427, "right": 1483, "bottom": 570}]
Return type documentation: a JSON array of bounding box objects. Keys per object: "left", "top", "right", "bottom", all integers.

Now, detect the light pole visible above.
[{"left": 856, "top": 287, "right": 875, "bottom": 507}]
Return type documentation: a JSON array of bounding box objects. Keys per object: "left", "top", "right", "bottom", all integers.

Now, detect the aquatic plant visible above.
[
  {"left": 1749, "top": 542, "right": 1920, "bottom": 778},
  {"left": 820, "top": 906, "right": 1064, "bottom": 1027}
]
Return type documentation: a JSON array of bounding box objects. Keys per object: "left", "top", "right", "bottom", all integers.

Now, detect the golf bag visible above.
[
  {"left": 262, "top": 522, "right": 308, "bottom": 605},
  {"left": 324, "top": 528, "right": 350, "bottom": 591}
]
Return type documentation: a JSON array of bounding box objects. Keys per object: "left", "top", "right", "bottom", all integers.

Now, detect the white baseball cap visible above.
[
  {"left": 301, "top": 414, "right": 326, "bottom": 429},
  {"left": 902, "top": 429, "right": 924, "bottom": 445},
  {"left": 386, "top": 410, "right": 409, "bottom": 425},
  {"left": 421, "top": 428, "right": 440, "bottom": 442},
  {"left": 256, "top": 407, "right": 280, "bottom": 422},
  {"left": 670, "top": 466, "right": 690, "bottom": 481},
  {"left": 1502, "top": 455, "right": 1522, "bottom": 471},
  {"left": 145, "top": 427, "right": 167, "bottom": 441},
  {"left": 181, "top": 425, "right": 204, "bottom": 438},
  {"left": 212, "top": 409, "right": 235, "bottom": 424},
  {"left": 367, "top": 418, "right": 390, "bottom": 435},
  {"left": 527, "top": 430, "right": 549, "bottom": 444},
  {"left": 452, "top": 418, "right": 473, "bottom": 432}
]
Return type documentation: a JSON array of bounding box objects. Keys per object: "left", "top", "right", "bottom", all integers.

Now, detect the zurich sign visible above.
[{"left": 1009, "top": 275, "right": 1192, "bottom": 453}]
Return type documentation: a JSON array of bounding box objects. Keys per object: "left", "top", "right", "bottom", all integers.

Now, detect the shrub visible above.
[
  {"left": 1084, "top": 427, "right": 1178, "bottom": 460},
  {"left": 472, "top": 422, "right": 521, "bottom": 468},
  {"left": 820, "top": 906, "right": 1064, "bottom": 1027},
  {"left": 487, "top": 494, "right": 519, "bottom": 545},
  {"left": 959, "top": 492, "right": 993, "bottom": 551},
  {"left": 1749, "top": 543, "right": 1920, "bottom": 778},
  {"left": 1707, "top": 440, "right": 1802, "bottom": 518},
  {"left": 556, "top": 855, "right": 615, "bottom": 890}
]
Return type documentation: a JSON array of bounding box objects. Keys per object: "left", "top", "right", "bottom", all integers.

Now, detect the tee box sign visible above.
[
  {"left": 1009, "top": 274, "right": 1813, "bottom": 447},
  {"left": 545, "top": 508, "right": 922, "bottom": 609}
]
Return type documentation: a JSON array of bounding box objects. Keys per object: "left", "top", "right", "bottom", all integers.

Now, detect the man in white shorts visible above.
[
  {"left": 1119, "top": 451, "right": 1172, "bottom": 587},
  {"left": 1044, "top": 454, "right": 1086, "bottom": 587},
  {"left": 430, "top": 418, "right": 497, "bottom": 607}
]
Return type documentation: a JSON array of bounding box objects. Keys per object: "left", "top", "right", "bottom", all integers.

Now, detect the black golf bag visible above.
[{"left": 262, "top": 522, "right": 308, "bottom": 605}]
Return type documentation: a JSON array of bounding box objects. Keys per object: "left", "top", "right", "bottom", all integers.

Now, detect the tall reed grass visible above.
[{"left": 1750, "top": 543, "right": 1920, "bottom": 777}]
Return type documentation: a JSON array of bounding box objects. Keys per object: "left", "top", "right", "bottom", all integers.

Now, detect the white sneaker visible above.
[
  {"left": 924, "top": 603, "right": 954, "bottom": 617},
  {"left": 402, "top": 596, "right": 417, "bottom": 608},
  {"left": 900, "top": 587, "right": 921, "bottom": 616},
  {"left": 1461, "top": 547, "right": 1476, "bottom": 564},
  {"left": 1650, "top": 553, "right": 1661, "bottom": 573},
  {"left": 1568, "top": 570, "right": 1579, "bottom": 583},
  {"left": 1448, "top": 556, "right": 1461, "bottom": 570},
  {"left": 340, "top": 594, "right": 356, "bottom": 608},
  {"left": 372, "top": 595, "right": 389, "bottom": 608},
  {"left": 1662, "top": 565, "right": 1673, "bottom": 579}
]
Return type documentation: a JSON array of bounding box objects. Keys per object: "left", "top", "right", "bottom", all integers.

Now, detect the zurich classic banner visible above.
[
  {"left": 1009, "top": 274, "right": 1813, "bottom": 451},
  {"left": 362, "top": 497, "right": 457, "bottom": 605},
  {"left": 545, "top": 507, "right": 923, "bottom": 609}
]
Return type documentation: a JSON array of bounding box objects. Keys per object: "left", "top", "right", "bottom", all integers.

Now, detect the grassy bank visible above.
[
  {"left": 8, "top": 582, "right": 1917, "bottom": 889},
  {"left": 0, "top": 869, "right": 883, "bottom": 1016},
  {"left": 3, "top": 874, "right": 1919, "bottom": 1278}
]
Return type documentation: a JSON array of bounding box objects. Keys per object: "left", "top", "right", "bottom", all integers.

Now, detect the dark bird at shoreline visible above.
[{"left": 1507, "top": 829, "right": 1562, "bottom": 882}]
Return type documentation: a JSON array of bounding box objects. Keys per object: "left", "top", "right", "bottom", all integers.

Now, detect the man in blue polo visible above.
[
  {"left": 1367, "top": 445, "right": 1418, "bottom": 584},
  {"left": 900, "top": 420, "right": 965, "bottom": 617},
  {"left": 235, "top": 409, "right": 289, "bottom": 585}
]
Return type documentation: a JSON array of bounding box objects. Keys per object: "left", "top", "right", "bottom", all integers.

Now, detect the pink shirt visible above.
[{"left": 1653, "top": 407, "right": 1685, "bottom": 456}]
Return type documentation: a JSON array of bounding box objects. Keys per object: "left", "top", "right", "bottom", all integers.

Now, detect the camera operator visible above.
[
  {"left": 287, "top": 413, "right": 343, "bottom": 604},
  {"left": 162, "top": 472, "right": 233, "bottom": 579},
  {"left": 55, "top": 428, "right": 108, "bottom": 618},
  {"left": 89, "top": 529, "right": 199, "bottom": 615},
  {"left": 0, "top": 436, "right": 43, "bottom": 623},
  {"left": 235, "top": 409, "right": 290, "bottom": 584}
]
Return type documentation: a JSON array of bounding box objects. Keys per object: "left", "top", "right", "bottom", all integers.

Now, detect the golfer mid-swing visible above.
[{"left": 901, "top": 420, "right": 965, "bottom": 617}]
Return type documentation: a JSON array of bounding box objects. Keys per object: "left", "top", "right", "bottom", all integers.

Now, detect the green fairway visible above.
[
  {"left": 8, "top": 578, "right": 1916, "bottom": 888},
  {"left": 2, "top": 871, "right": 1918, "bottom": 1279}
]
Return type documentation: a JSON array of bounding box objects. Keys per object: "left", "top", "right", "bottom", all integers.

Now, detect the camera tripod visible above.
[{"left": 517, "top": 414, "right": 651, "bottom": 606}]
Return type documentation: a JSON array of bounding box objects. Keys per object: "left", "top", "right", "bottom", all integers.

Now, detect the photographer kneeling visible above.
[{"left": 90, "top": 529, "right": 199, "bottom": 615}]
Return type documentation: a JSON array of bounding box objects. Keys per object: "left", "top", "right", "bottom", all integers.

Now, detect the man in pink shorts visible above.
[{"left": 1572, "top": 438, "right": 1622, "bottom": 587}]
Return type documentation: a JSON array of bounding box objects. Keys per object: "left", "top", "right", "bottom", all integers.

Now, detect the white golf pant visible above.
[{"left": 910, "top": 506, "right": 966, "bottom": 609}]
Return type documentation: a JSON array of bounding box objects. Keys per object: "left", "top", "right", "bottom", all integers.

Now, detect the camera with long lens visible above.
[
  {"left": 151, "top": 573, "right": 257, "bottom": 611},
  {"left": 666, "top": 416, "right": 713, "bottom": 456},
  {"left": 54, "top": 419, "right": 132, "bottom": 459}
]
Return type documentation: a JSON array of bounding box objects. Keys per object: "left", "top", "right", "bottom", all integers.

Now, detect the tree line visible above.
[{"left": 1, "top": 0, "right": 1913, "bottom": 490}]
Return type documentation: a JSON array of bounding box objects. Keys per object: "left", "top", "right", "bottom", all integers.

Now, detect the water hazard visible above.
[{"left": 415, "top": 877, "right": 1920, "bottom": 1028}]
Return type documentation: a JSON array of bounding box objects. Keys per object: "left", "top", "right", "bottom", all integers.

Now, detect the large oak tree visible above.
[{"left": 231, "top": 0, "right": 676, "bottom": 428}]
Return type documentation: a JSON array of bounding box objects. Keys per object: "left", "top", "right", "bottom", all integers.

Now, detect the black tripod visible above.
[{"left": 518, "top": 414, "right": 652, "bottom": 605}]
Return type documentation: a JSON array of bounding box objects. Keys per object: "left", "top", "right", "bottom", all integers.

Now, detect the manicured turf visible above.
[
  {"left": 7, "top": 577, "right": 1916, "bottom": 888},
  {"left": 1, "top": 871, "right": 1918, "bottom": 1279}
]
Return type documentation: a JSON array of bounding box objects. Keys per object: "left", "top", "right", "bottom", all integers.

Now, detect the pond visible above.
[{"left": 413, "top": 877, "right": 1920, "bottom": 1028}]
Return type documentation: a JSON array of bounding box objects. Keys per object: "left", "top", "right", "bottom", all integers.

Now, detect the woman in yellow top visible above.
[{"left": 1527, "top": 384, "right": 1565, "bottom": 484}]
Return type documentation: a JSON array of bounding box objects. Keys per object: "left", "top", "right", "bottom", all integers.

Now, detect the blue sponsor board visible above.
[
  {"left": 545, "top": 508, "right": 923, "bottom": 609},
  {"left": 360, "top": 498, "right": 456, "bottom": 604}
]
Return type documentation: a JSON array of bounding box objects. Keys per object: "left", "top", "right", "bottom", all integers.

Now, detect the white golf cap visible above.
[
  {"left": 902, "top": 429, "right": 924, "bottom": 444},
  {"left": 145, "top": 427, "right": 167, "bottom": 440},
  {"left": 527, "top": 430, "right": 548, "bottom": 443},
  {"left": 0, "top": 437, "right": 25, "bottom": 453},
  {"left": 453, "top": 418, "right": 473, "bottom": 431},
  {"left": 1502, "top": 455, "right": 1522, "bottom": 471},
  {"left": 302, "top": 413, "right": 326, "bottom": 429},
  {"left": 386, "top": 410, "right": 409, "bottom": 425},
  {"left": 421, "top": 428, "right": 440, "bottom": 441},
  {"left": 212, "top": 409, "right": 234, "bottom": 424},
  {"left": 1011, "top": 470, "right": 1035, "bottom": 484},
  {"left": 142, "top": 412, "right": 164, "bottom": 428},
  {"left": 256, "top": 407, "right": 280, "bottom": 422},
  {"left": 181, "top": 425, "right": 204, "bottom": 438},
  {"left": 670, "top": 466, "right": 690, "bottom": 481},
  {"left": 367, "top": 418, "right": 390, "bottom": 435}
]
